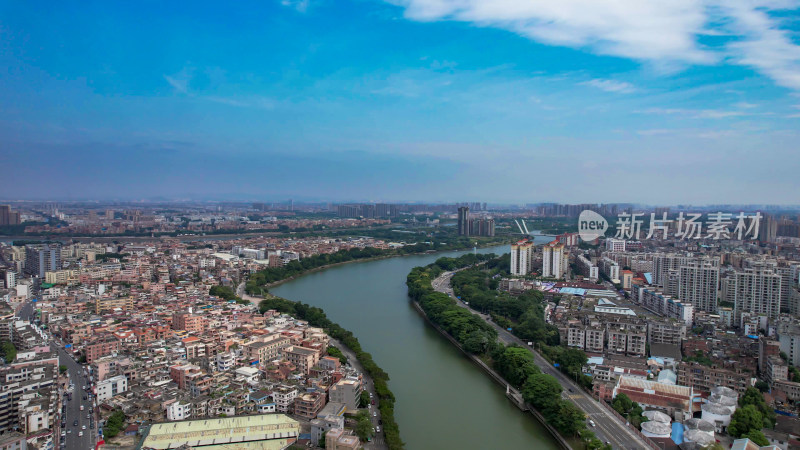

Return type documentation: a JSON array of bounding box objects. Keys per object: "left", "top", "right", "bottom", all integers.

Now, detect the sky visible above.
[{"left": 1, "top": 0, "right": 799, "bottom": 204}]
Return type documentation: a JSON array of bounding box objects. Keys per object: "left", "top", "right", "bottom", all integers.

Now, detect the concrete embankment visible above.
[{"left": 410, "top": 300, "right": 572, "bottom": 450}]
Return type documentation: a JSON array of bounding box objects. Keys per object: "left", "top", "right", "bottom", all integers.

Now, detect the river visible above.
[{"left": 271, "top": 233, "right": 557, "bottom": 450}]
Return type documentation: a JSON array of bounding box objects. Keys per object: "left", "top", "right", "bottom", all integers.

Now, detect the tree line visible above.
[
  {"left": 258, "top": 297, "right": 404, "bottom": 449},
  {"left": 246, "top": 235, "right": 508, "bottom": 296},
  {"left": 406, "top": 255, "right": 609, "bottom": 449}
]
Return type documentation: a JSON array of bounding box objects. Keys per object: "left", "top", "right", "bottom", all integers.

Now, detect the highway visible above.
[
  {"left": 17, "top": 301, "right": 97, "bottom": 450},
  {"left": 431, "top": 270, "right": 652, "bottom": 450}
]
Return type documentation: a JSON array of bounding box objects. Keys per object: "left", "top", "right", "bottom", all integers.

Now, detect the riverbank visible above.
[
  {"left": 409, "top": 300, "right": 571, "bottom": 449},
  {"left": 257, "top": 296, "right": 404, "bottom": 449},
  {"left": 248, "top": 241, "right": 511, "bottom": 292},
  {"left": 268, "top": 243, "right": 560, "bottom": 449}
]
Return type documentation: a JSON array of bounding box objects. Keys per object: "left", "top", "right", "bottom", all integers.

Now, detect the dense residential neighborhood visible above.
[{"left": 0, "top": 232, "right": 396, "bottom": 449}]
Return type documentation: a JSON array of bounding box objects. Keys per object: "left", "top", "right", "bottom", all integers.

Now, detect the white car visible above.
[
  {"left": 82, "top": 425, "right": 86, "bottom": 430},
  {"left": 377, "top": 426, "right": 381, "bottom": 433},
  {"left": 78, "top": 431, "right": 83, "bottom": 437},
  {"left": 373, "top": 412, "right": 377, "bottom": 417}
]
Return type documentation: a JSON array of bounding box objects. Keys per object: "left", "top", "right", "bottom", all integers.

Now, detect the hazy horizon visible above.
[{"left": 2, "top": 1, "right": 799, "bottom": 204}]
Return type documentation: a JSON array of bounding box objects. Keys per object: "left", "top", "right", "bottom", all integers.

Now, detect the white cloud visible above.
[
  {"left": 638, "top": 107, "right": 748, "bottom": 119},
  {"left": 281, "top": 0, "right": 310, "bottom": 13},
  {"left": 388, "top": 0, "right": 800, "bottom": 90},
  {"left": 582, "top": 79, "right": 636, "bottom": 93},
  {"left": 164, "top": 75, "right": 189, "bottom": 94}
]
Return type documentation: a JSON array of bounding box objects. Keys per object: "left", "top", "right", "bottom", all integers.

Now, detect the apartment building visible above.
[
  {"left": 295, "top": 392, "right": 326, "bottom": 419},
  {"left": 606, "top": 321, "right": 647, "bottom": 357},
  {"left": 576, "top": 254, "right": 599, "bottom": 281},
  {"left": 777, "top": 322, "right": 800, "bottom": 367},
  {"left": 96, "top": 374, "right": 129, "bottom": 401},
  {"left": 24, "top": 244, "right": 61, "bottom": 277},
  {"left": 728, "top": 266, "right": 783, "bottom": 320},
  {"left": 677, "top": 362, "right": 751, "bottom": 394},
  {"left": 599, "top": 256, "right": 620, "bottom": 282},
  {"left": 648, "top": 321, "right": 687, "bottom": 346},
  {"left": 283, "top": 346, "right": 320, "bottom": 375},
  {"left": 172, "top": 313, "right": 206, "bottom": 334},
  {"left": 95, "top": 296, "right": 134, "bottom": 314},
  {"left": 606, "top": 239, "right": 626, "bottom": 252},
  {"left": 329, "top": 378, "right": 363, "bottom": 411},
  {"left": 245, "top": 334, "right": 291, "bottom": 365},
  {"left": 677, "top": 261, "right": 720, "bottom": 313},
  {"left": 84, "top": 337, "right": 121, "bottom": 363},
  {"left": 632, "top": 286, "right": 694, "bottom": 325},
  {"left": 272, "top": 387, "right": 298, "bottom": 413},
  {"left": 0, "top": 354, "right": 59, "bottom": 436},
  {"left": 510, "top": 241, "right": 533, "bottom": 276},
  {"left": 542, "top": 241, "right": 568, "bottom": 279}
]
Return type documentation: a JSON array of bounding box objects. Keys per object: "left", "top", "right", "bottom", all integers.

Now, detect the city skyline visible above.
[{"left": 2, "top": 1, "right": 800, "bottom": 203}]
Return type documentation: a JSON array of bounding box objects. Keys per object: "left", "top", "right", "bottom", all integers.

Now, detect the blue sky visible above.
[{"left": 1, "top": 0, "right": 799, "bottom": 204}]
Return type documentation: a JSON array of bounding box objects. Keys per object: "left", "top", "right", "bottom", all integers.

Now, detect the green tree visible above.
[
  {"left": 744, "top": 429, "right": 769, "bottom": 446},
  {"left": 59, "top": 365, "right": 67, "bottom": 374},
  {"left": 522, "top": 373, "right": 562, "bottom": 411},
  {"left": 545, "top": 400, "right": 586, "bottom": 436},
  {"left": 359, "top": 390, "right": 371, "bottom": 408},
  {"left": 355, "top": 410, "right": 374, "bottom": 440},
  {"left": 326, "top": 346, "right": 348, "bottom": 365},
  {"left": 493, "top": 346, "right": 541, "bottom": 388},
  {"left": 556, "top": 347, "right": 588, "bottom": 375},
  {"left": 728, "top": 405, "right": 764, "bottom": 438},
  {"left": 0, "top": 341, "right": 17, "bottom": 363},
  {"left": 739, "top": 387, "right": 776, "bottom": 428},
  {"left": 755, "top": 380, "right": 769, "bottom": 393},
  {"left": 103, "top": 409, "right": 126, "bottom": 438},
  {"left": 612, "top": 393, "right": 633, "bottom": 415}
]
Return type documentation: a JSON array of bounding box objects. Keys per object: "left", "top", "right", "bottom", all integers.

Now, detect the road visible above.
[
  {"left": 432, "top": 271, "right": 651, "bottom": 450},
  {"left": 17, "top": 301, "right": 97, "bottom": 450}
]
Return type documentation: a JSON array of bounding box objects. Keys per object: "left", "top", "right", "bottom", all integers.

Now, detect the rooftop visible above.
[{"left": 139, "top": 414, "right": 299, "bottom": 449}]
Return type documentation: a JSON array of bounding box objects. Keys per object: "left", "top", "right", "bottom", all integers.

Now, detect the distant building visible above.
[
  {"left": 24, "top": 244, "right": 61, "bottom": 278},
  {"left": 457, "top": 207, "right": 470, "bottom": 236},
  {"left": 677, "top": 261, "right": 720, "bottom": 313},
  {"left": 576, "top": 254, "right": 599, "bottom": 281},
  {"left": 542, "top": 241, "right": 567, "bottom": 279},
  {"left": 0, "top": 205, "right": 21, "bottom": 226},
  {"left": 606, "top": 238, "right": 626, "bottom": 252},
  {"left": 510, "top": 241, "right": 533, "bottom": 276},
  {"left": 468, "top": 218, "right": 495, "bottom": 236},
  {"left": 729, "top": 266, "right": 783, "bottom": 320}
]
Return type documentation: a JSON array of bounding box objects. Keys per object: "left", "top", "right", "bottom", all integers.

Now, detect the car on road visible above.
[
  {"left": 90, "top": 422, "right": 94, "bottom": 429},
  {"left": 78, "top": 431, "right": 83, "bottom": 437},
  {"left": 589, "top": 420, "right": 596, "bottom": 427},
  {"left": 82, "top": 425, "right": 86, "bottom": 430},
  {"left": 73, "top": 420, "right": 78, "bottom": 427},
  {"left": 377, "top": 426, "right": 381, "bottom": 433},
  {"left": 373, "top": 412, "right": 377, "bottom": 417}
]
